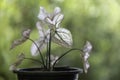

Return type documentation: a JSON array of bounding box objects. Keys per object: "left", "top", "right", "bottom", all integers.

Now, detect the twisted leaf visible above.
[
  {"left": 9, "top": 53, "right": 25, "bottom": 71},
  {"left": 10, "top": 29, "right": 31, "bottom": 49},
  {"left": 82, "top": 41, "right": 92, "bottom": 73}
]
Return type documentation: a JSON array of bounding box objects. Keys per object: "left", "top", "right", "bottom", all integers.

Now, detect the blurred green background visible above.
[{"left": 0, "top": 0, "right": 120, "bottom": 80}]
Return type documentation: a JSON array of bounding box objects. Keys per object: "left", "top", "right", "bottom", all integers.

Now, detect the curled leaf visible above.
[
  {"left": 82, "top": 41, "right": 92, "bottom": 73},
  {"left": 83, "top": 41, "right": 92, "bottom": 53},
  {"left": 9, "top": 53, "right": 25, "bottom": 71},
  {"left": 22, "top": 29, "right": 31, "bottom": 38},
  {"left": 83, "top": 60, "right": 90, "bottom": 73},
  {"left": 10, "top": 29, "right": 31, "bottom": 49},
  {"left": 46, "top": 13, "right": 64, "bottom": 27},
  {"left": 50, "top": 55, "right": 59, "bottom": 66},
  {"left": 10, "top": 39, "right": 25, "bottom": 49}
]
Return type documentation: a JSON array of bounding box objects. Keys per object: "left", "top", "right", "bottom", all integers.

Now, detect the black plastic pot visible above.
[{"left": 14, "top": 67, "right": 83, "bottom": 80}]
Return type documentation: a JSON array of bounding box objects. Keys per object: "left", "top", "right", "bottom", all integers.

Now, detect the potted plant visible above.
[{"left": 10, "top": 6, "right": 92, "bottom": 80}]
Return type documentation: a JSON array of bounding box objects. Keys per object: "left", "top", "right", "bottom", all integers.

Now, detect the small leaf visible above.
[
  {"left": 83, "top": 41, "right": 92, "bottom": 53},
  {"left": 54, "top": 7, "right": 61, "bottom": 15},
  {"left": 22, "top": 29, "right": 31, "bottom": 38}
]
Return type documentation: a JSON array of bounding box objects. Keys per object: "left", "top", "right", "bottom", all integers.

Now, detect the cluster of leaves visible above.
[{"left": 10, "top": 7, "right": 92, "bottom": 73}]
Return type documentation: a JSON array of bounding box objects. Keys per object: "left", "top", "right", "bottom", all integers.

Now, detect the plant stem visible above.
[
  {"left": 52, "top": 48, "right": 82, "bottom": 68},
  {"left": 28, "top": 38, "right": 46, "bottom": 68},
  {"left": 46, "top": 43, "right": 48, "bottom": 69},
  {"left": 48, "top": 30, "right": 52, "bottom": 70}
]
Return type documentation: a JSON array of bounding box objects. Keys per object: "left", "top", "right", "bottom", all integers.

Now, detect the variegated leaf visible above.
[
  {"left": 52, "top": 28, "right": 73, "bottom": 48},
  {"left": 31, "top": 40, "right": 46, "bottom": 56}
]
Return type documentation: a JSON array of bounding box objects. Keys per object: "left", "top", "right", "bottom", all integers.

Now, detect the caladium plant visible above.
[{"left": 10, "top": 6, "right": 92, "bottom": 73}]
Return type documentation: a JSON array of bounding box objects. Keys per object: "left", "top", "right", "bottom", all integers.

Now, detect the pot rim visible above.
[{"left": 13, "top": 66, "right": 83, "bottom": 74}]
